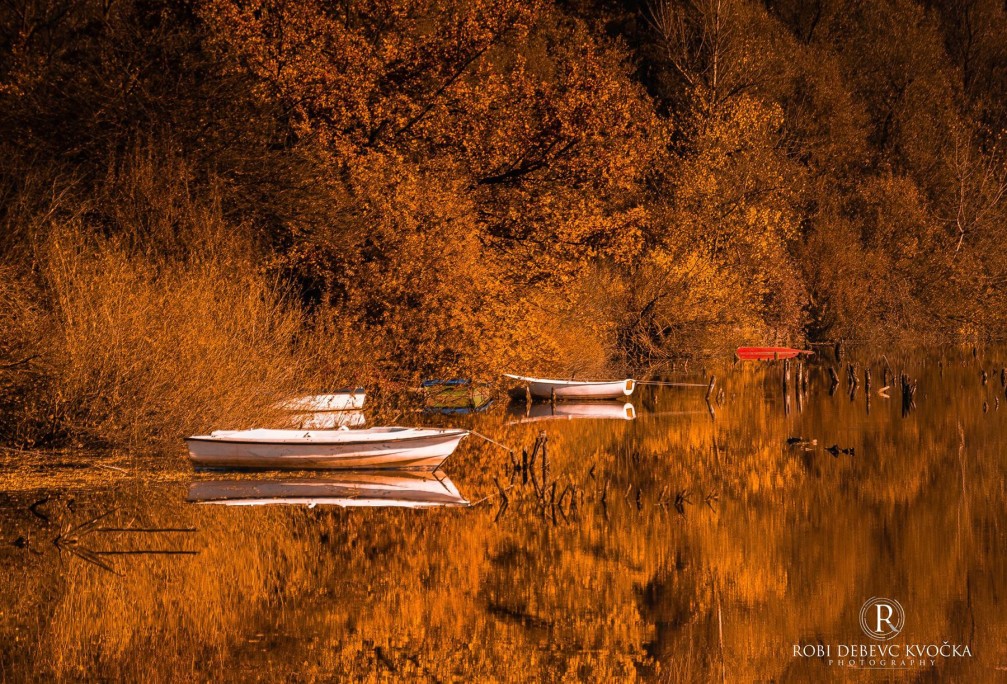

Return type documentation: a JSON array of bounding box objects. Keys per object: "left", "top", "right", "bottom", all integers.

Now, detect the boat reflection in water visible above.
[
  {"left": 507, "top": 401, "right": 636, "bottom": 423},
  {"left": 186, "top": 471, "right": 469, "bottom": 508}
]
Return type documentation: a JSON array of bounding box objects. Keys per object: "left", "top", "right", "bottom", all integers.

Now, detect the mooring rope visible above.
[
  {"left": 469, "top": 430, "right": 513, "bottom": 453},
  {"left": 634, "top": 381, "right": 710, "bottom": 387}
]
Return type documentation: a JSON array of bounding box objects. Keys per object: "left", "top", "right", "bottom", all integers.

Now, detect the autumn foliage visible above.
[{"left": 2, "top": 0, "right": 1007, "bottom": 444}]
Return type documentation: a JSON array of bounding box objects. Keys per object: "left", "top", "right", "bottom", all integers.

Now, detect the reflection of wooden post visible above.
[
  {"left": 540, "top": 430, "right": 548, "bottom": 489},
  {"left": 550, "top": 387, "right": 556, "bottom": 406},
  {"left": 525, "top": 385, "right": 532, "bottom": 405},
  {"left": 796, "top": 370, "right": 804, "bottom": 413},
  {"left": 783, "top": 359, "right": 791, "bottom": 415}
]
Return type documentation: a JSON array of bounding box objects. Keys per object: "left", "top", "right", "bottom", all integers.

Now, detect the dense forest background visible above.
[{"left": 2, "top": 0, "right": 1007, "bottom": 445}]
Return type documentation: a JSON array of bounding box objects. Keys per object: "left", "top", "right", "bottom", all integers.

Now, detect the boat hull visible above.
[
  {"left": 505, "top": 374, "right": 634, "bottom": 400},
  {"left": 186, "top": 429, "right": 467, "bottom": 470}
]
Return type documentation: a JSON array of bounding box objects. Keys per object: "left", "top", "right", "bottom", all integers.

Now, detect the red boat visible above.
[{"left": 736, "top": 346, "right": 813, "bottom": 361}]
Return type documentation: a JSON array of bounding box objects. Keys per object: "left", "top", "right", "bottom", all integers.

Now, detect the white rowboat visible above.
[
  {"left": 504, "top": 374, "right": 635, "bottom": 400},
  {"left": 185, "top": 427, "right": 468, "bottom": 470},
  {"left": 275, "top": 390, "right": 366, "bottom": 412},
  {"left": 187, "top": 473, "right": 468, "bottom": 508}
]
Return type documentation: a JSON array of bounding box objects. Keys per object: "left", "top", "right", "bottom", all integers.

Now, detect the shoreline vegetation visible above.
[{"left": 2, "top": 0, "right": 1007, "bottom": 449}]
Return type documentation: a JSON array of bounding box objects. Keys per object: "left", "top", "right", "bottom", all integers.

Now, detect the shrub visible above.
[{"left": 1, "top": 224, "right": 312, "bottom": 449}]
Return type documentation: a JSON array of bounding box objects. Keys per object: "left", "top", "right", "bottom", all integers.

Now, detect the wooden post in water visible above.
[
  {"left": 828, "top": 366, "right": 840, "bottom": 393},
  {"left": 550, "top": 387, "right": 556, "bottom": 407},
  {"left": 848, "top": 363, "right": 858, "bottom": 388},
  {"left": 901, "top": 373, "right": 917, "bottom": 417},
  {"left": 847, "top": 362, "right": 858, "bottom": 402},
  {"left": 706, "top": 375, "right": 716, "bottom": 402},
  {"left": 864, "top": 367, "right": 872, "bottom": 415}
]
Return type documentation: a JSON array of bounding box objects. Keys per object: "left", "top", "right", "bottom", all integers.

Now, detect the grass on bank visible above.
[{"left": 0, "top": 224, "right": 329, "bottom": 450}]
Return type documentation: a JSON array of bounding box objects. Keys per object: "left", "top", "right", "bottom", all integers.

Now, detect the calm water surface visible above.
[{"left": 2, "top": 350, "right": 1005, "bottom": 681}]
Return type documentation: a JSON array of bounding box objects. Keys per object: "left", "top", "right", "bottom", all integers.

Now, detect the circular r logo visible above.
[{"left": 860, "top": 597, "right": 905, "bottom": 640}]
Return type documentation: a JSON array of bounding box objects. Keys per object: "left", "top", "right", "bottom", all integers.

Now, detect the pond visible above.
[{"left": 1, "top": 349, "right": 1004, "bottom": 681}]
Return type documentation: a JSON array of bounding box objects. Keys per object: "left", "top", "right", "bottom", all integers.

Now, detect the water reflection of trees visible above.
[{"left": 2, "top": 357, "right": 1005, "bottom": 680}]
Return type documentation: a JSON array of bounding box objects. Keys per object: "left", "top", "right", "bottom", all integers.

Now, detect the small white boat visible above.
[
  {"left": 186, "top": 472, "right": 468, "bottom": 508},
  {"left": 185, "top": 427, "right": 468, "bottom": 470},
  {"left": 275, "top": 389, "right": 366, "bottom": 412},
  {"left": 289, "top": 410, "right": 366, "bottom": 429},
  {"left": 504, "top": 374, "right": 635, "bottom": 400},
  {"left": 508, "top": 402, "right": 636, "bottom": 423}
]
